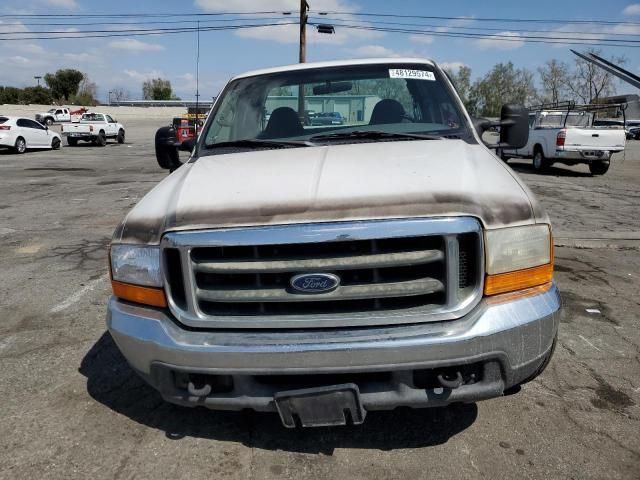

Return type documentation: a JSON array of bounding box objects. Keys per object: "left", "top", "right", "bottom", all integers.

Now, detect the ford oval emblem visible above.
[{"left": 290, "top": 273, "right": 340, "bottom": 294}]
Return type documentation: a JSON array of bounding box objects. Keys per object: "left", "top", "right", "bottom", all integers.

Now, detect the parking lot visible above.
[{"left": 1, "top": 119, "right": 639, "bottom": 479}]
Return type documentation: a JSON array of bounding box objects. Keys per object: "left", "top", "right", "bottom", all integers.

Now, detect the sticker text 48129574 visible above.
[{"left": 388, "top": 69, "right": 436, "bottom": 81}]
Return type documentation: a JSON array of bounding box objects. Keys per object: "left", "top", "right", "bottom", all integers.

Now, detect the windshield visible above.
[
  {"left": 47, "top": 109, "right": 56, "bottom": 113},
  {"left": 202, "top": 63, "right": 470, "bottom": 149}
]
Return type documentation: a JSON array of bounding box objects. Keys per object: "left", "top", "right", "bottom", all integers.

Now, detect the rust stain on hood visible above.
[{"left": 113, "top": 140, "right": 538, "bottom": 245}]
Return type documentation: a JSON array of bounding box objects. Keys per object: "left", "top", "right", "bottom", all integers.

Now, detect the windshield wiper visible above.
[
  {"left": 203, "top": 138, "right": 316, "bottom": 149},
  {"left": 310, "top": 130, "right": 444, "bottom": 142}
]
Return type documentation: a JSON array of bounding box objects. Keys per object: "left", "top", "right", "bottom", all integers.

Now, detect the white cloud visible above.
[
  {"left": 195, "top": 0, "right": 381, "bottom": 46},
  {"left": 7, "top": 55, "right": 30, "bottom": 64},
  {"left": 409, "top": 34, "right": 434, "bottom": 45},
  {"left": 123, "top": 69, "right": 165, "bottom": 82},
  {"left": 353, "top": 45, "right": 401, "bottom": 57},
  {"left": 475, "top": 31, "right": 524, "bottom": 50},
  {"left": 108, "top": 39, "right": 165, "bottom": 52},
  {"left": 439, "top": 61, "right": 468, "bottom": 72},
  {"left": 623, "top": 4, "right": 640, "bottom": 15},
  {"left": 234, "top": 20, "right": 381, "bottom": 45},
  {"left": 46, "top": 0, "right": 79, "bottom": 9}
]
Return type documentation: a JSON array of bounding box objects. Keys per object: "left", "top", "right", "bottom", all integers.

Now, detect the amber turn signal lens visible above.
[
  {"left": 111, "top": 280, "right": 167, "bottom": 308},
  {"left": 484, "top": 263, "right": 553, "bottom": 296}
]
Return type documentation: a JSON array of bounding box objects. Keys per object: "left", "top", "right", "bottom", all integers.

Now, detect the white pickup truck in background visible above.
[
  {"left": 499, "top": 108, "right": 626, "bottom": 175},
  {"left": 35, "top": 108, "right": 71, "bottom": 125},
  {"left": 61, "top": 112, "right": 125, "bottom": 146}
]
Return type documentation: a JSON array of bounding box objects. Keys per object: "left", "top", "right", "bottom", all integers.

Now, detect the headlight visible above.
[
  {"left": 109, "top": 245, "right": 167, "bottom": 307},
  {"left": 485, "top": 224, "right": 551, "bottom": 274},
  {"left": 110, "top": 244, "right": 162, "bottom": 286},
  {"left": 484, "top": 224, "right": 553, "bottom": 296}
]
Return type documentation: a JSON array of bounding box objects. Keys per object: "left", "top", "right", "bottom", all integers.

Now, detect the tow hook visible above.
[
  {"left": 437, "top": 371, "right": 463, "bottom": 389},
  {"left": 187, "top": 377, "right": 212, "bottom": 397}
]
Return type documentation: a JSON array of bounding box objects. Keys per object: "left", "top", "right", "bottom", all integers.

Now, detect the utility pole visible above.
[
  {"left": 299, "top": 0, "right": 308, "bottom": 63},
  {"left": 297, "top": 0, "right": 309, "bottom": 122},
  {"left": 34, "top": 75, "right": 42, "bottom": 86},
  {"left": 195, "top": 20, "right": 201, "bottom": 136}
]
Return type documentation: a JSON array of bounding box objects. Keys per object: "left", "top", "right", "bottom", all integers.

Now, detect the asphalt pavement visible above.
[{"left": 1, "top": 121, "right": 638, "bottom": 479}]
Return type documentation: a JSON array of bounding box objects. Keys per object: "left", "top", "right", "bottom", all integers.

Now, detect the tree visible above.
[
  {"left": 538, "top": 59, "right": 569, "bottom": 105},
  {"left": 0, "top": 86, "right": 22, "bottom": 104},
  {"left": 111, "top": 87, "right": 130, "bottom": 103},
  {"left": 73, "top": 74, "right": 98, "bottom": 105},
  {"left": 445, "top": 65, "right": 473, "bottom": 113},
  {"left": 44, "top": 69, "right": 84, "bottom": 101},
  {"left": 469, "top": 62, "right": 537, "bottom": 117},
  {"left": 20, "top": 86, "right": 53, "bottom": 105},
  {"left": 142, "top": 78, "right": 174, "bottom": 100},
  {"left": 565, "top": 48, "right": 626, "bottom": 104}
]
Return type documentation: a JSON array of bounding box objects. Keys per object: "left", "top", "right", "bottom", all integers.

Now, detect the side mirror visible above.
[
  {"left": 474, "top": 104, "right": 529, "bottom": 149},
  {"left": 497, "top": 104, "right": 529, "bottom": 149},
  {"left": 155, "top": 126, "right": 182, "bottom": 170},
  {"left": 178, "top": 138, "right": 196, "bottom": 152}
]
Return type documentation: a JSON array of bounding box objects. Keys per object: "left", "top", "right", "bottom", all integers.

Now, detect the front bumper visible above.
[{"left": 107, "top": 284, "right": 561, "bottom": 411}]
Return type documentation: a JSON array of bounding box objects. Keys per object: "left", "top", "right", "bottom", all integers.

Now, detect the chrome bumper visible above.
[
  {"left": 555, "top": 149, "right": 612, "bottom": 160},
  {"left": 107, "top": 285, "right": 560, "bottom": 392}
]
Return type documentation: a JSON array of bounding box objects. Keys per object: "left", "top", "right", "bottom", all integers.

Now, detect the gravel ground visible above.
[{"left": 1, "top": 119, "right": 638, "bottom": 479}]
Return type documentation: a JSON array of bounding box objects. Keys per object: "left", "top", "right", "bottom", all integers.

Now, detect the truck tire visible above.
[
  {"left": 532, "top": 148, "right": 549, "bottom": 173},
  {"left": 96, "top": 131, "right": 107, "bottom": 147},
  {"left": 45, "top": 117, "right": 54, "bottom": 126},
  {"left": 117, "top": 129, "right": 125, "bottom": 144},
  {"left": 67, "top": 137, "right": 77, "bottom": 146},
  {"left": 14, "top": 137, "right": 26, "bottom": 154},
  {"left": 51, "top": 137, "right": 61, "bottom": 150},
  {"left": 589, "top": 160, "right": 610, "bottom": 176}
]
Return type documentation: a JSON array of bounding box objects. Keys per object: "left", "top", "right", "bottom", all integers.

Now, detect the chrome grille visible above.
[{"left": 161, "top": 218, "right": 483, "bottom": 329}]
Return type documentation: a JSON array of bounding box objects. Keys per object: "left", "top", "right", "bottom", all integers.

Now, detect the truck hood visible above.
[{"left": 114, "top": 140, "right": 542, "bottom": 244}]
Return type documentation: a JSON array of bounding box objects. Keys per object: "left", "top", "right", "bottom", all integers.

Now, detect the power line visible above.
[
  {"left": 0, "top": 22, "right": 297, "bottom": 36},
  {"left": 0, "top": 22, "right": 300, "bottom": 41},
  {"left": 0, "top": 16, "right": 291, "bottom": 27},
  {"left": 308, "top": 16, "right": 640, "bottom": 38},
  {"left": 317, "top": 23, "right": 640, "bottom": 47},
  {"left": 3, "top": 10, "right": 639, "bottom": 26},
  {"left": 0, "top": 11, "right": 288, "bottom": 19},
  {"left": 313, "top": 10, "right": 640, "bottom": 26}
]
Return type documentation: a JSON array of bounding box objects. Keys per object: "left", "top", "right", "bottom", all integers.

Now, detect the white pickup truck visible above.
[
  {"left": 61, "top": 112, "right": 125, "bottom": 146},
  {"left": 35, "top": 108, "right": 71, "bottom": 125},
  {"left": 499, "top": 110, "right": 626, "bottom": 175}
]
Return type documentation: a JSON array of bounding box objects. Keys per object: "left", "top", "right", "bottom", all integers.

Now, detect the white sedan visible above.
[{"left": 0, "top": 116, "right": 62, "bottom": 153}]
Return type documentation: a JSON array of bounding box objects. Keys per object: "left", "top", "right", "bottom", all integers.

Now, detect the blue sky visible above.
[{"left": 1, "top": 0, "right": 639, "bottom": 101}]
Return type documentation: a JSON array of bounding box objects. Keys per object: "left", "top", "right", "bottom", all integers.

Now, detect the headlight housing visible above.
[
  {"left": 110, "top": 245, "right": 162, "bottom": 286},
  {"left": 109, "top": 245, "right": 166, "bottom": 307},
  {"left": 484, "top": 224, "right": 553, "bottom": 296}
]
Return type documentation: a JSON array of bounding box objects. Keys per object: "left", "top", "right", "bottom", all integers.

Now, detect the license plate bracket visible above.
[{"left": 274, "top": 383, "right": 366, "bottom": 428}]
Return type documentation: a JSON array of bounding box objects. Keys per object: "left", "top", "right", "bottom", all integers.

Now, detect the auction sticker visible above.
[{"left": 389, "top": 69, "right": 436, "bottom": 81}]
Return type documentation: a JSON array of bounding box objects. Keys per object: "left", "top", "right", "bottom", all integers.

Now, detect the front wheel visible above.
[
  {"left": 589, "top": 160, "right": 610, "bottom": 176},
  {"left": 51, "top": 137, "right": 61, "bottom": 150},
  {"left": 14, "top": 137, "right": 26, "bottom": 154},
  {"left": 533, "top": 149, "right": 549, "bottom": 173},
  {"left": 45, "top": 117, "right": 54, "bottom": 126},
  {"left": 117, "top": 129, "right": 125, "bottom": 144}
]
